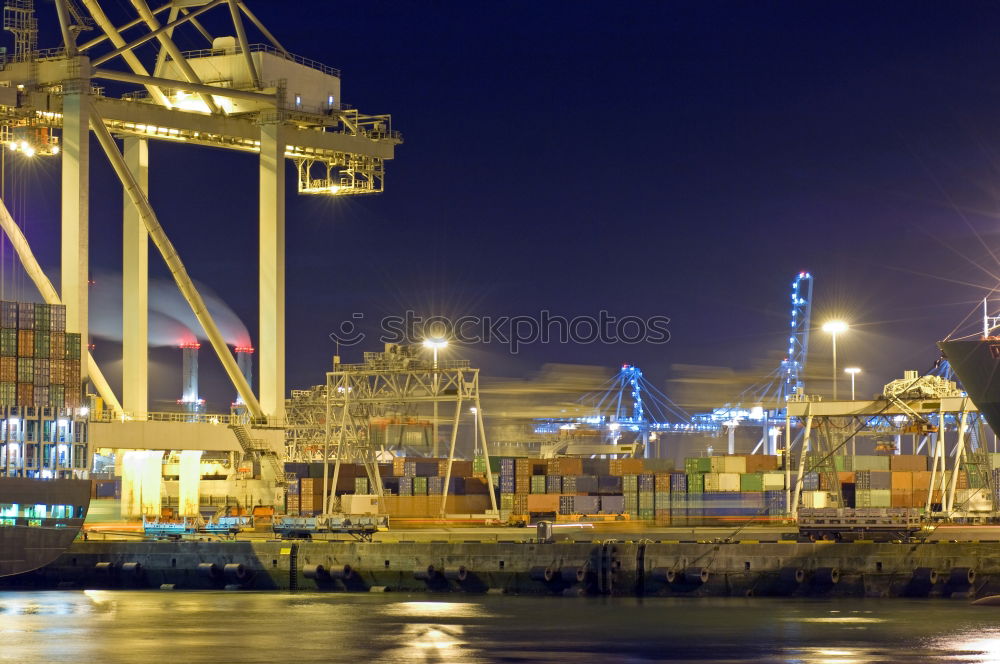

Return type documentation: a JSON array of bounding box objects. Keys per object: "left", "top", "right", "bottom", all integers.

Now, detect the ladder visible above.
[
  {"left": 965, "top": 417, "right": 994, "bottom": 510},
  {"left": 229, "top": 424, "right": 287, "bottom": 486}
]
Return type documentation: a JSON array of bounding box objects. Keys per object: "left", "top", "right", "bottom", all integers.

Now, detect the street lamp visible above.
[
  {"left": 423, "top": 338, "right": 448, "bottom": 456},
  {"left": 844, "top": 367, "right": 861, "bottom": 401},
  {"left": 821, "top": 320, "right": 848, "bottom": 400}
]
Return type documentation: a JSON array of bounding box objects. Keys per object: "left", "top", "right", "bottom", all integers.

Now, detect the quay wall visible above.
[{"left": 6, "top": 539, "right": 1000, "bottom": 598}]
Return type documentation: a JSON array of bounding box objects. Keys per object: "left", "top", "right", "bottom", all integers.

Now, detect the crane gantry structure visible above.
[{"left": 0, "top": 0, "right": 401, "bottom": 427}]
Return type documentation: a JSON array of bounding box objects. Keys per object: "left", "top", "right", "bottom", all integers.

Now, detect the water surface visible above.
[{"left": 0, "top": 591, "right": 998, "bottom": 662}]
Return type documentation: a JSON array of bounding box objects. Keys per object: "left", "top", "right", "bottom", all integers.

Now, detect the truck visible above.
[
  {"left": 797, "top": 507, "right": 924, "bottom": 542},
  {"left": 272, "top": 514, "right": 389, "bottom": 541}
]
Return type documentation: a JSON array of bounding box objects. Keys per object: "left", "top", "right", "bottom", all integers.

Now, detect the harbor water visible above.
[{"left": 1, "top": 591, "right": 1000, "bottom": 662}]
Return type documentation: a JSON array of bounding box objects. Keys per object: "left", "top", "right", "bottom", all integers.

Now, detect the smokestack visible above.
[
  {"left": 179, "top": 342, "right": 203, "bottom": 413},
  {"left": 234, "top": 345, "right": 253, "bottom": 405}
]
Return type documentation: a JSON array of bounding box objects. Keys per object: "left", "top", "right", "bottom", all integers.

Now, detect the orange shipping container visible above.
[
  {"left": 838, "top": 472, "right": 855, "bottom": 484},
  {"left": 620, "top": 458, "right": 645, "bottom": 475},
  {"left": 745, "top": 455, "right": 779, "bottom": 473},
  {"left": 558, "top": 458, "right": 583, "bottom": 476},
  {"left": 527, "top": 494, "right": 560, "bottom": 512},
  {"left": 911, "top": 471, "right": 932, "bottom": 490},
  {"left": 891, "top": 489, "right": 912, "bottom": 508},
  {"left": 17, "top": 330, "right": 32, "bottom": 357},
  {"left": 890, "top": 454, "right": 928, "bottom": 472},
  {"left": 891, "top": 472, "right": 913, "bottom": 491}
]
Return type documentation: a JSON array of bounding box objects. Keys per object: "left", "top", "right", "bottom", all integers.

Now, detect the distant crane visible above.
[
  {"left": 579, "top": 364, "right": 694, "bottom": 457},
  {"left": 690, "top": 272, "right": 814, "bottom": 454}
]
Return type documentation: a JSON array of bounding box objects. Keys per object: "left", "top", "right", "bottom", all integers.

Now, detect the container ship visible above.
[
  {"left": 937, "top": 334, "right": 1000, "bottom": 437},
  {"left": 0, "top": 301, "right": 90, "bottom": 577}
]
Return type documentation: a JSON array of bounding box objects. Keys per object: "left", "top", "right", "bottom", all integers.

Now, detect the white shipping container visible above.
[
  {"left": 341, "top": 494, "right": 380, "bottom": 515},
  {"left": 722, "top": 456, "right": 747, "bottom": 474},
  {"left": 718, "top": 472, "right": 741, "bottom": 492},
  {"left": 956, "top": 488, "right": 992, "bottom": 512},
  {"left": 801, "top": 490, "right": 830, "bottom": 508},
  {"left": 762, "top": 472, "right": 786, "bottom": 490}
]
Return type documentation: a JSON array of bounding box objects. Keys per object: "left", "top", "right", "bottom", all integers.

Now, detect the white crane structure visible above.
[{"left": 0, "top": 0, "right": 400, "bottom": 430}]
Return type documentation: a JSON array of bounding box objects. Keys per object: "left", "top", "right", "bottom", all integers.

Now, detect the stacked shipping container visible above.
[{"left": 0, "top": 302, "right": 79, "bottom": 409}]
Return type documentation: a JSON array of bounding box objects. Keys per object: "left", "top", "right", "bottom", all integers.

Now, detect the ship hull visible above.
[
  {"left": 938, "top": 338, "right": 1000, "bottom": 435},
  {"left": 0, "top": 477, "right": 90, "bottom": 577}
]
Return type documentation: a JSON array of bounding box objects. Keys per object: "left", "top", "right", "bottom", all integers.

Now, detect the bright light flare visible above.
[
  {"left": 822, "top": 320, "right": 848, "bottom": 334},
  {"left": 422, "top": 338, "right": 448, "bottom": 349}
]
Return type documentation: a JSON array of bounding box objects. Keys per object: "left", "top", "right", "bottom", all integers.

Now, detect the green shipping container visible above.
[
  {"left": 0, "top": 381, "right": 13, "bottom": 406},
  {"left": 33, "top": 303, "right": 50, "bottom": 331},
  {"left": 530, "top": 475, "right": 546, "bottom": 494},
  {"left": 16, "top": 357, "right": 32, "bottom": 383},
  {"left": 500, "top": 493, "right": 514, "bottom": 510},
  {"left": 686, "top": 473, "right": 704, "bottom": 493},
  {"left": 355, "top": 477, "right": 369, "bottom": 494},
  {"left": 413, "top": 476, "right": 428, "bottom": 495},
  {"left": 0, "top": 329, "right": 15, "bottom": 357},
  {"left": 638, "top": 491, "right": 654, "bottom": 509},
  {"left": 638, "top": 508, "right": 655, "bottom": 520},
  {"left": 853, "top": 455, "right": 890, "bottom": 471},
  {"left": 33, "top": 331, "right": 49, "bottom": 359},
  {"left": 49, "top": 383, "right": 64, "bottom": 409},
  {"left": 65, "top": 333, "right": 81, "bottom": 360},
  {"left": 739, "top": 472, "right": 764, "bottom": 492},
  {"left": 684, "top": 457, "right": 712, "bottom": 474},
  {"left": 833, "top": 456, "right": 852, "bottom": 472}
]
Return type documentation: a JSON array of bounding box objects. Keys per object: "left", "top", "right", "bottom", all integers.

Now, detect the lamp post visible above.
[
  {"left": 423, "top": 338, "right": 448, "bottom": 457},
  {"left": 844, "top": 367, "right": 861, "bottom": 401},
  {"left": 821, "top": 321, "right": 848, "bottom": 400}
]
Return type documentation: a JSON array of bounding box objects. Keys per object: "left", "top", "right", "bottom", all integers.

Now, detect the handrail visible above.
[{"left": 175, "top": 43, "right": 340, "bottom": 78}]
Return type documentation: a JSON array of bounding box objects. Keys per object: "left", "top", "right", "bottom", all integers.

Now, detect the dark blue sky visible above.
[{"left": 10, "top": 1, "right": 1000, "bottom": 410}]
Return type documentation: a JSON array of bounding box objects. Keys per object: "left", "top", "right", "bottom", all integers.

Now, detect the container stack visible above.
[
  {"left": 0, "top": 301, "right": 79, "bottom": 409},
  {"left": 282, "top": 452, "right": 969, "bottom": 522}
]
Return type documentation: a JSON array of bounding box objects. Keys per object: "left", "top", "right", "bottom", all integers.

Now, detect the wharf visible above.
[{"left": 7, "top": 533, "right": 1000, "bottom": 598}]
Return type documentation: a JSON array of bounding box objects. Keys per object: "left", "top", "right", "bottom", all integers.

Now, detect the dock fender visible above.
[
  {"left": 121, "top": 562, "right": 142, "bottom": 575},
  {"left": 560, "top": 563, "right": 588, "bottom": 585},
  {"left": 224, "top": 563, "right": 250, "bottom": 583},
  {"left": 683, "top": 567, "right": 709, "bottom": 585},
  {"left": 529, "top": 565, "right": 558, "bottom": 583},
  {"left": 329, "top": 564, "right": 354, "bottom": 580},
  {"left": 650, "top": 567, "right": 676, "bottom": 584},
  {"left": 949, "top": 567, "right": 976, "bottom": 587},
  {"left": 303, "top": 564, "right": 330, "bottom": 581},
  {"left": 413, "top": 564, "right": 443, "bottom": 581},
  {"left": 444, "top": 566, "right": 468, "bottom": 583},
  {"left": 779, "top": 567, "right": 805, "bottom": 585},
  {"left": 197, "top": 562, "right": 222, "bottom": 579},
  {"left": 94, "top": 562, "right": 113, "bottom": 573},
  {"left": 811, "top": 567, "right": 840, "bottom": 586}
]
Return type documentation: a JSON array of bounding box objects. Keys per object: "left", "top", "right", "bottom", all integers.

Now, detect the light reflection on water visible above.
[{"left": 0, "top": 592, "right": 1000, "bottom": 662}]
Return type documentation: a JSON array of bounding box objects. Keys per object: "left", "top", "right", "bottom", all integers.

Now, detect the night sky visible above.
[{"left": 8, "top": 1, "right": 1000, "bottom": 412}]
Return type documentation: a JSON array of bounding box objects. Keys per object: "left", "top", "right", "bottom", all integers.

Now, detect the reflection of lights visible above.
[
  {"left": 791, "top": 616, "right": 886, "bottom": 624},
  {"left": 945, "top": 636, "right": 1000, "bottom": 662},
  {"left": 382, "top": 602, "right": 489, "bottom": 618},
  {"left": 412, "top": 627, "right": 460, "bottom": 650}
]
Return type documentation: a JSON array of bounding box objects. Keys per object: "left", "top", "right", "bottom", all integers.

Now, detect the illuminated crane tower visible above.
[
  {"left": 0, "top": 0, "right": 401, "bottom": 427},
  {"left": 585, "top": 364, "right": 691, "bottom": 457},
  {"left": 780, "top": 272, "right": 813, "bottom": 402}
]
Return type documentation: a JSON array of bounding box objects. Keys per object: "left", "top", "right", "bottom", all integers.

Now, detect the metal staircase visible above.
[
  {"left": 229, "top": 424, "right": 287, "bottom": 486},
  {"left": 810, "top": 421, "right": 843, "bottom": 508},
  {"left": 966, "top": 417, "right": 994, "bottom": 510}
]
